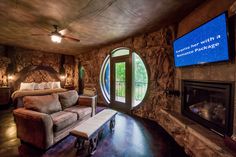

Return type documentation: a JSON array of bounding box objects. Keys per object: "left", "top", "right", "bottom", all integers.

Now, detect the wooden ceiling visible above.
[{"left": 0, "top": 0, "right": 204, "bottom": 55}]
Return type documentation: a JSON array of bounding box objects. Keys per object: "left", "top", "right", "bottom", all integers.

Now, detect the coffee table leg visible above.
[
  {"left": 98, "top": 129, "right": 103, "bottom": 141},
  {"left": 88, "top": 134, "right": 98, "bottom": 155},
  {"left": 75, "top": 138, "right": 84, "bottom": 150},
  {"left": 110, "top": 117, "right": 115, "bottom": 132},
  {"left": 74, "top": 138, "right": 79, "bottom": 148}
]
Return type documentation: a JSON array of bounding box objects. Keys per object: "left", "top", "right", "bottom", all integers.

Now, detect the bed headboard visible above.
[{"left": 13, "top": 65, "right": 61, "bottom": 90}]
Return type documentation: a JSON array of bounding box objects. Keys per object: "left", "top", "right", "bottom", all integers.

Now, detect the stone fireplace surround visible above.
[
  {"left": 157, "top": 80, "right": 236, "bottom": 157},
  {"left": 181, "top": 80, "right": 234, "bottom": 137},
  {"left": 157, "top": 109, "right": 235, "bottom": 157}
]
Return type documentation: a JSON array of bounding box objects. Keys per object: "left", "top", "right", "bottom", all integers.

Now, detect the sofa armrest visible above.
[
  {"left": 13, "top": 108, "right": 54, "bottom": 149},
  {"left": 78, "top": 95, "right": 97, "bottom": 116}
]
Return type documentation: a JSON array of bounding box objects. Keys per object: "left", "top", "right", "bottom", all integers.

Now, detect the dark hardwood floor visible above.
[
  {"left": 0, "top": 106, "right": 20, "bottom": 157},
  {"left": 0, "top": 107, "right": 189, "bottom": 157}
]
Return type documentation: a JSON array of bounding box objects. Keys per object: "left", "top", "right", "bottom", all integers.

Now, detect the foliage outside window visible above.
[{"left": 132, "top": 53, "right": 148, "bottom": 107}]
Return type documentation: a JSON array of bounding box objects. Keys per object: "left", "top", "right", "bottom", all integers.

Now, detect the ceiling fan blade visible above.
[
  {"left": 59, "top": 29, "right": 68, "bottom": 35},
  {"left": 31, "top": 33, "right": 49, "bottom": 36},
  {"left": 62, "top": 35, "right": 80, "bottom": 42}
]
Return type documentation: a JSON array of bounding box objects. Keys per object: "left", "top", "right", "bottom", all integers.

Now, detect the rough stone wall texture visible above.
[
  {"left": 158, "top": 109, "right": 234, "bottom": 157},
  {"left": 0, "top": 49, "right": 10, "bottom": 86},
  {"left": 77, "top": 26, "right": 176, "bottom": 117},
  {"left": 0, "top": 46, "right": 77, "bottom": 88},
  {"left": 73, "top": 59, "right": 79, "bottom": 89},
  {"left": 174, "top": 0, "right": 236, "bottom": 136},
  {"left": 64, "top": 55, "right": 75, "bottom": 86},
  {"left": 24, "top": 70, "right": 58, "bottom": 83}
]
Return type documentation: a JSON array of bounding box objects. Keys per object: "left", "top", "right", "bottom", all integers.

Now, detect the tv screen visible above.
[{"left": 173, "top": 13, "right": 229, "bottom": 67}]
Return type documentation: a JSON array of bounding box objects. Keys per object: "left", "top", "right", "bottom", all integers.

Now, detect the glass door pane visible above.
[
  {"left": 132, "top": 53, "right": 148, "bottom": 107},
  {"left": 115, "top": 62, "right": 126, "bottom": 103},
  {"left": 112, "top": 49, "right": 129, "bottom": 57}
]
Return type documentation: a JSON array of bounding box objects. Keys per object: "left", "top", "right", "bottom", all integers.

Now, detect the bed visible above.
[
  {"left": 10, "top": 65, "right": 76, "bottom": 108},
  {"left": 12, "top": 82, "right": 68, "bottom": 108}
]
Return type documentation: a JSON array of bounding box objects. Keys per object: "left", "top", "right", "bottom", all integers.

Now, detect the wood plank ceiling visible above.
[{"left": 0, "top": 0, "right": 204, "bottom": 55}]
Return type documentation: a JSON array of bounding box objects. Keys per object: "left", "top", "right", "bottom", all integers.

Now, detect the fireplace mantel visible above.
[{"left": 157, "top": 109, "right": 235, "bottom": 157}]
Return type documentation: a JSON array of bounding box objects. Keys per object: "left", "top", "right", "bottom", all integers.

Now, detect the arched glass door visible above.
[
  {"left": 100, "top": 48, "right": 148, "bottom": 112},
  {"left": 110, "top": 48, "right": 131, "bottom": 111}
]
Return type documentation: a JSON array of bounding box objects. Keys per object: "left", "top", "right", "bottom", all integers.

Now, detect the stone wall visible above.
[
  {"left": 0, "top": 46, "right": 78, "bottom": 89},
  {"left": 77, "top": 26, "right": 176, "bottom": 117},
  {"left": 174, "top": 0, "right": 236, "bottom": 137},
  {"left": 158, "top": 109, "right": 234, "bottom": 157},
  {"left": 76, "top": 1, "right": 236, "bottom": 156},
  {"left": 0, "top": 47, "right": 10, "bottom": 86}
]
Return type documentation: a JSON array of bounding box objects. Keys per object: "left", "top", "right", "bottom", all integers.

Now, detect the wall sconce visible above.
[
  {"left": 7, "top": 63, "right": 15, "bottom": 87},
  {"left": 7, "top": 74, "right": 14, "bottom": 87},
  {"left": 59, "top": 66, "right": 66, "bottom": 81},
  {"left": 60, "top": 74, "right": 67, "bottom": 80},
  {"left": 8, "top": 75, "right": 14, "bottom": 80}
]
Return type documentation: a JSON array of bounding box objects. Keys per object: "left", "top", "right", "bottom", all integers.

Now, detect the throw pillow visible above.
[
  {"left": 23, "top": 94, "right": 62, "bottom": 114},
  {"left": 58, "top": 90, "right": 78, "bottom": 109}
]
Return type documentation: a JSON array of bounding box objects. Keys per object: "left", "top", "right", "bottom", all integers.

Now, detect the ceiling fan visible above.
[{"left": 31, "top": 25, "right": 80, "bottom": 43}]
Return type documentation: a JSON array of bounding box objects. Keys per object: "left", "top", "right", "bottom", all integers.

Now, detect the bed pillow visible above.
[
  {"left": 39, "top": 82, "right": 46, "bottom": 90},
  {"left": 45, "top": 82, "right": 53, "bottom": 89},
  {"left": 34, "top": 82, "right": 53, "bottom": 90},
  {"left": 34, "top": 83, "right": 39, "bottom": 90},
  {"left": 23, "top": 94, "right": 62, "bottom": 114},
  {"left": 34, "top": 82, "right": 45, "bottom": 90},
  {"left": 52, "top": 82, "right": 61, "bottom": 89},
  {"left": 58, "top": 90, "right": 78, "bottom": 109},
  {"left": 20, "top": 82, "right": 35, "bottom": 91}
]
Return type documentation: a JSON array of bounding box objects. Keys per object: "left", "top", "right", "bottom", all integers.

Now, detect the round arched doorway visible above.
[{"left": 100, "top": 48, "right": 148, "bottom": 111}]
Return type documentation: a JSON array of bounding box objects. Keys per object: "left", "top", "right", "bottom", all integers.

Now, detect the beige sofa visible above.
[{"left": 13, "top": 90, "right": 95, "bottom": 150}]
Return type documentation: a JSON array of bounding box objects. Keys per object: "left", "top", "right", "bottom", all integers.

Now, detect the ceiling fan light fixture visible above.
[{"left": 51, "top": 34, "right": 62, "bottom": 43}]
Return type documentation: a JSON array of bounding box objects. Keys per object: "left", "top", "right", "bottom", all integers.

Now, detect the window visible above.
[
  {"left": 100, "top": 48, "right": 148, "bottom": 107},
  {"left": 112, "top": 49, "right": 129, "bottom": 57},
  {"left": 132, "top": 53, "right": 148, "bottom": 107},
  {"left": 100, "top": 55, "right": 110, "bottom": 103},
  {"left": 115, "top": 62, "right": 126, "bottom": 103}
]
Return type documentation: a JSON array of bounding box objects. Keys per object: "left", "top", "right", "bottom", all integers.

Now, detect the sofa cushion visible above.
[
  {"left": 58, "top": 90, "right": 78, "bottom": 109},
  {"left": 50, "top": 111, "right": 77, "bottom": 132},
  {"left": 23, "top": 94, "right": 62, "bottom": 114},
  {"left": 64, "top": 105, "right": 92, "bottom": 119}
]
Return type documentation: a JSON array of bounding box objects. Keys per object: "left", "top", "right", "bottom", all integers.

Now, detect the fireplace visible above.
[{"left": 182, "top": 80, "right": 234, "bottom": 136}]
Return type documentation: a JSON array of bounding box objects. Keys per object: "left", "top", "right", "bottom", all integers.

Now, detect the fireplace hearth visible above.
[{"left": 182, "top": 80, "right": 234, "bottom": 136}]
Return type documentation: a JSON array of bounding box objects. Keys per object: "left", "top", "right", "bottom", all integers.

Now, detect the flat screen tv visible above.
[{"left": 173, "top": 12, "right": 230, "bottom": 67}]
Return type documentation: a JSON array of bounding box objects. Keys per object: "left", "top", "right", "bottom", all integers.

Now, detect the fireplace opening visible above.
[{"left": 182, "top": 80, "right": 234, "bottom": 136}]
